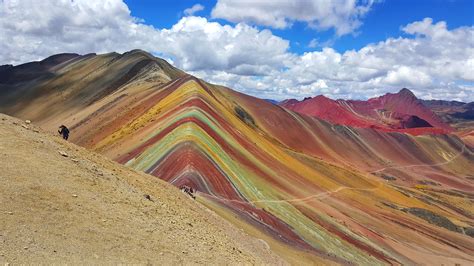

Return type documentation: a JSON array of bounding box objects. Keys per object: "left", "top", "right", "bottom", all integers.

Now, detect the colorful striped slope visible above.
[{"left": 1, "top": 50, "right": 473, "bottom": 264}]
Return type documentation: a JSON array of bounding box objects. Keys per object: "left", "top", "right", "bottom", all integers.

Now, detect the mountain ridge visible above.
[
  {"left": 0, "top": 113, "right": 285, "bottom": 264},
  {"left": 1, "top": 50, "right": 473, "bottom": 264},
  {"left": 281, "top": 88, "right": 453, "bottom": 135}
]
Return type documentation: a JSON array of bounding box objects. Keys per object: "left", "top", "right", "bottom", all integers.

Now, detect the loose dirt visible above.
[{"left": 0, "top": 114, "right": 286, "bottom": 265}]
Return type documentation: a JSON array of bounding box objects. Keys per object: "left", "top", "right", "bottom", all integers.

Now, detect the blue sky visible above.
[
  {"left": 125, "top": 0, "right": 474, "bottom": 54},
  {"left": 1, "top": 0, "right": 473, "bottom": 101}
]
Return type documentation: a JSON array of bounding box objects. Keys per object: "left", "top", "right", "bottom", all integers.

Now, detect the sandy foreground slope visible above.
[{"left": 0, "top": 114, "right": 286, "bottom": 265}]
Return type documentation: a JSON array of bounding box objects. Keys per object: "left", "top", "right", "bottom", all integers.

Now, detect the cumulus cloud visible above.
[
  {"left": 0, "top": 0, "right": 473, "bottom": 101},
  {"left": 183, "top": 4, "right": 204, "bottom": 16},
  {"left": 0, "top": 0, "right": 290, "bottom": 76},
  {"left": 0, "top": 0, "right": 161, "bottom": 64},
  {"left": 161, "top": 16, "right": 291, "bottom": 74},
  {"left": 211, "top": 0, "right": 377, "bottom": 36},
  {"left": 192, "top": 17, "right": 474, "bottom": 101}
]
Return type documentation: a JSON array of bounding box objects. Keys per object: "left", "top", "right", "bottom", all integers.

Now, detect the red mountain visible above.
[{"left": 280, "top": 88, "right": 452, "bottom": 135}]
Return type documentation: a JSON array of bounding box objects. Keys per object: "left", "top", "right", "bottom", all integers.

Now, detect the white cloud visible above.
[
  {"left": 0, "top": 0, "right": 473, "bottom": 102},
  {"left": 382, "top": 66, "right": 432, "bottom": 87},
  {"left": 0, "top": 0, "right": 160, "bottom": 64},
  {"left": 183, "top": 4, "right": 204, "bottom": 16},
  {"left": 0, "top": 0, "right": 290, "bottom": 76},
  {"left": 211, "top": 0, "right": 377, "bottom": 36},
  {"left": 266, "top": 18, "right": 474, "bottom": 101},
  {"left": 308, "top": 38, "right": 319, "bottom": 48},
  {"left": 402, "top": 17, "right": 449, "bottom": 38},
  {"left": 193, "top": 16, "right": 474, "bottom": 101},
  {"left": 161, "top": 16, "right": 291, "bottom": 74}
]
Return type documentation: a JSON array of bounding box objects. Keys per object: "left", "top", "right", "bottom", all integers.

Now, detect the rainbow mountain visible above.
[{"left": 1, "top": 50, "right": 473, "bottom": 264}]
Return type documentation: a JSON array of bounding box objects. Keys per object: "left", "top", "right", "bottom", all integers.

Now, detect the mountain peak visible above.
[
  {"left": 0, "top": 52, "right": 471, "bottom": 264},
  {"left": 312, "top": 94, "right": 333, "bottom": 102},
  {"left": 124, "top": 49, "right": 151, "bottom": 56},
  {"left": 397, "top": 88, "right": 416, "bottom": 98},
  {"left": 281, "top": 87, "right": 452, "bottom": 133}
]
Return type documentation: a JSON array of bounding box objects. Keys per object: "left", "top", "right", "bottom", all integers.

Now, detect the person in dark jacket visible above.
[{"left": 58, "top": 125, "right": 70, "bottom": 140}]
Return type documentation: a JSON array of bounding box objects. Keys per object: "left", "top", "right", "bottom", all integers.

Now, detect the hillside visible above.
[
  {"left": 281, "top": 88, "right": 452, "bottom": 135},
  {"left": 1, "top": 50, "right": 473, "bottom": 264},
  {"left": 420, "top": 100, "right": 474, "bottom": 147},
  {"left": 0, "top": 114, "right": 285, "bottom": 264},
  {"left": 422, "top": 100, "right": 474, "bottom": 130}
]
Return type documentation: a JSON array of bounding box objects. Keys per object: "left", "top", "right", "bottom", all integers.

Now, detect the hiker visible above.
[
  {"left": 180, "top": 185, "right": 196, "bottom": 199},
  {"left": 58, "top": 125, "right": 70, "bottom": 140}
]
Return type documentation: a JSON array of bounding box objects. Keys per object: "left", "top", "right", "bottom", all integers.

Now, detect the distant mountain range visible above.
[
  {"left": 280, "top": 88, "right": 456, "bottom": 135},
  {"left": 1, "top": 50, "right": 473, "bottom": 264},
  {"left": 421, "top": 99, "right": 474, "bottom": 129}
]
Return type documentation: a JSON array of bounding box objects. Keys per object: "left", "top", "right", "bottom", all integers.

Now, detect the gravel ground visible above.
[{"left": 0, "top": 113, "right": 286, "bottom": 265}]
